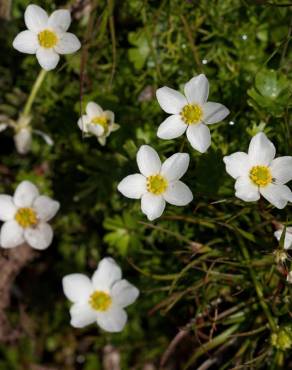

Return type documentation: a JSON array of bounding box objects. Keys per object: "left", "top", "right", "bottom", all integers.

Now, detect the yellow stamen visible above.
[
  {"left": 146, "top": 174, "right": 168, "bottom": 195},
  {"left": 180, "top": 104, "right": 203, "bottom": 125},
  {"left": 15, "top": 208, "right": 38, "bottom": 228},
  {"left": 249, "top": 165, "right": 272, "bottom": 187},
  {"left": 38, "top": 29, "right": 58, "bottom": 48},
  {"left": 89, "top": 290, "right": 112, "bottom": 311},
  {"left": 91, "top": 116, "right": 109, "bottom": 133}
]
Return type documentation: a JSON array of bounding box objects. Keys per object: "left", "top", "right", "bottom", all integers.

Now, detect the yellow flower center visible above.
[
  {"left": 249, "top": 165, "right": 272, "bottom": 187},
  {"left": 38, "top": 29, "right": 58, "bottom": 49},
  {"left": 147, "top": 174, "right": 168, "bottom": 195},
  {"left": 91, "top": 116, "right": 109, "bottom": 132},
  {"left": 15, "top": 208, "right": 38, "bottom": 228},
  {"left": 180, "top": 104, "right": 203, "bottom": 125},
  {"left": 89, "top": 290, "right": 112, "bottom": 311}
]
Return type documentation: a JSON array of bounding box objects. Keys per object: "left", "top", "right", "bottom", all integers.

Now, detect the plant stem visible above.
[{"left": 22, "top": 69, "right": 47, "bottom": 118}]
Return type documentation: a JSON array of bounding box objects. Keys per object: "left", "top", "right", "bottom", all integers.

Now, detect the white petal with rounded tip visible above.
[
  {"left": 87, "top": 123, "right": 104, "bottom": 137},
  {"left": 0, "top": 195, "right": 16, "bottom": 221},
  {"left": 141, "top": 193, "right": 165, "bottom": 221},
  {"left": 25, "top": 4, "right": 48, "bottom": 33},
  {"left": 98, "top": 136, "right": 106, "bottom": 146},
  {"left": 55, "top": 33, "right": 81, "bottom": 54},
  {"left": 14, "top": 181, "right": 39, "bottom": 208},
  {"left": 234, "top": 176, "right": 260, "bottom": 202},
  {"left": 0, "top": 220, "right": 24, "bottom": 248},
  {"left": 274, "top": 229, "right": 292, "bottom": 250},
  {"left": 117, "top": 174, "right": 146, "bottom": 199},
  {"left": 161, "top": 153, "right": 190, "bottom": 181},
  {"left": 12, "top": 30, "right": 38, "bottom": 54},
  {"left": 48, "top": 9, "right": 71, "bottom": 32},
  {"left": 62, "top": 273, "right": 93, "bottom": 303},
  {"left": 184, "top": 74, "right": 209, "bottom": 104},
  {"left": 202, "top": 102, "right": 230, "bottom": 124},
  {"left": 33, "top": 195, "right": 60, "bottom": 221},
  {"left": 156, "top": 87, "right": 187, "bottom": 114},
  {"left": 111, "top": 279, "right": 139, "bottom": 307},
  {"left": 270, "top": 156, "right": 292, "bottom": 184},
  {"left": 260, "top": 184, "right": 292, "bottom": 209},
  {"left": 70, "top": 302, "right": 96, "bottom": 328},
  {"left": 92, "top": 257, "right": 122, "bottom": 291},
  {"left": 186, "top": 123, "right": 211, "bottom": 153},
  {"left": 96, "top": 306, "right": 127, "bottom": 333},
  {"left": 14, "top": 128, "right": 32, "bottom": 154},
  {"left": 24, "top": 222, "right": 53, "bottom": 250},
  {"left": 77, "top": 115, "right": 90, "bottom": 132},
  {"left": 104, "top": 110, "right": 115, "bottom": 123},
  {"left": 157, "top": 115, "right": 187, "bottom": 140},
  {"left": 137, "top": 145, "right": 161, "bottom": 176},
  {"left": 223, "top": 152, "right": 250, "bottom": 179},
  {"left": 163, "top": 181, "right": 193, "bottom": 206},
  {"left": 36, "top": 48, "right": 60, "bottom": 71},
  {"left": 248, "top": 132, "right": 276, "bottom": 165},
  {"left": 86, "top": 102, "right": 103, "bottom": 118}
]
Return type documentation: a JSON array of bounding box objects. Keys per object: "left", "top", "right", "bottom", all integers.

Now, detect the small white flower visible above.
[
  {"left": 156, "top": 74, "right": 230, "bottom": 153},
  {"left": 13, "top": 4, "right": 81, "bottom": 71},
  {"left": 274, "top": 227, "right": 292, "bottom": 250},
  {"left": 14, "top": 127, "right": 32, "bottom": 154},
  {"left": 223, "top": 132, "right": 292, "bottom": 209},
  {"left": 62, "top": 257, "right": 139, "bottom": 332},
  {"left": 118, "top": 145, "right": 193, "bottom": 221},
  {"left": 78, "top": 101, "right": 119, "bottom": 145},
  {"left": 0, "top": 181, "right": 60, "bottom": 249}
]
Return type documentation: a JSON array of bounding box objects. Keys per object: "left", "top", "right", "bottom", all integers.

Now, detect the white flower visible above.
[
  {"left": 12, "top": 4, "right": 81, "bottom": 71},
  {"left": 223, "top": 132, "right": 292, "bottom": 209},
  {"left": 0, "top": 181, "right": 60, "bottom": 249},
  {"left": 62, "top": 257, "right": 139, "bottom": 332},
  {"left": 117, "top": 145, "right": 193, "bottom": 221},
  {"left": 78, "top": 101, "right": 119, "bottom": 145},
  {"left": 274, "top": 227, "right": 292, "bottom": 250},
  {"left": 14, "top": 127, "right": 32, "bottom": 154},
  {"left": 287, "top": 271, "right": 292, "bottom": 284},
  {"left": 156, "top": 74, "right": 230, "bottom": 153}
]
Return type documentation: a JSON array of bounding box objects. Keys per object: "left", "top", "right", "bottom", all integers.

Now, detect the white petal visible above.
[
  {"left": 111, "top": 279, "right": 139, "bottom": 308},
  {"left": 186, "top": 123, "right": 211, "bottom": 153},
  {"left": 202, "top": 102, "right": 230, "bottom": 124},
  {"left": 0, "top": 195, "right": 16, "bottom": 221},
  {"left": 87, "top": 123, "right": 104, "bottom": 137},
  {"left": 96, "top": 306, "right": 127, "bottom": 333},
  {"left": 270, "top": 156, "right": 292, "bottom": 184},
  {"left": 156, "top": 87, "right": 187, "bottom": 114},
  {"left": 163, "top": 181, "right": 193, "bottom": 206},
  {"left": 62, "top": 274, "right": 93, "bottom": 303},
  {"left": 24, "top": 222, "right": 53, "bottom": 250},
  {"left": 0, "top": 220, "right": 24, "bottom": 249},
  {"left": 70, "top": 302, "right": 97, "bottom": 328},
  {"left": 184, "top": 74, "right": 209, "bottom": 104},
  {"left": 14, "top": 181, "right": 39, "bottom": 208},
  {"left": 33, "top": 195, "right": 60, "bottom": 221},
  {"left": 117, "top": 174, "right": 146, "bottom": 199},
  {"left": 137, "top": 145, "right": 161, "bottom": 177},
  {"left": 104, "top": 110, "right": 115, "bottom": 123},
  {"left": 0, "top": 123, "right": 8, "bottom": 132},
  {"left": 248, "top": 132, "right": 276, "bottom": 166},
  {"left": 48, "top": 9, "right": 71, "bottom": 32},
  {"left": 12, "top": 30, "right": 38, "bottom": 54},
  {"left": 260, "top": 184, "right": 292, "bottom": 209},
  {"left": 141, "top": 193, "right": 165, "bottom": 221},
  {"left": 157, "top": 115, "right": 187, "bottom": 140},
  {"left": 161, "top": 153, "right": 190, "bottom": 181},
  {"left": 274, "top": 229, "right": 292, "bottom": 250},
  {"left": 36, "top": 48, "right": 60, "bottom": 71},
  {"left": 234, "top": 176, "right": 260, "bottom": 202},
  {"left": 55, "top": 33, "right": 81, "bottom": 54},
  {"left": 98, "top": 136, "right": 106, "bottom": 146},
  {"left": 223, "top": 152, "right": 250, "bottom": 179},
  {"left": 24, "top": 4, "right": 48, "bottom": 33},
  {"left": 92, "top": 257, "right": 122, "bottom": 291},
  {"left": 86, "top": 102, "right": 103, "bottom": 118},
  {"left": 77, "top": 115, "right": 90, "bottom": 132},
  {"left": 14, "top": 128, "right": 32, "bottom": 154}
]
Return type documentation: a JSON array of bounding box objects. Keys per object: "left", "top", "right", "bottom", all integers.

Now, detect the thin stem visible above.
[{"left": 23, "top": 69, "right": 47, "bottom": 118}]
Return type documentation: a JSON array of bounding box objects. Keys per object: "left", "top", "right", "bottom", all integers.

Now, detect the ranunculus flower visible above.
[
  {"left": 223, "top": 132, "right": 292, "bottom": 209},
  {"left": 118, "top": 145, "right": 193, "bottom": 221},
  {"left": 0, "top": 181, "right": 60, "bottom": 249},
  {"left": 274, "top": 227, "right": 292, "bottom": 250},
  {"left": 62, "top": 257, "right": 139, "bottom": 332},
  {"left": 13, "top": 4, "right": 81, "bottom": 70},
  {"left": 78, "top": 102, "right": 119, "bottom": 145},
  {"left": 156, "top": 74, "right": 229, "bottom": 153}
]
